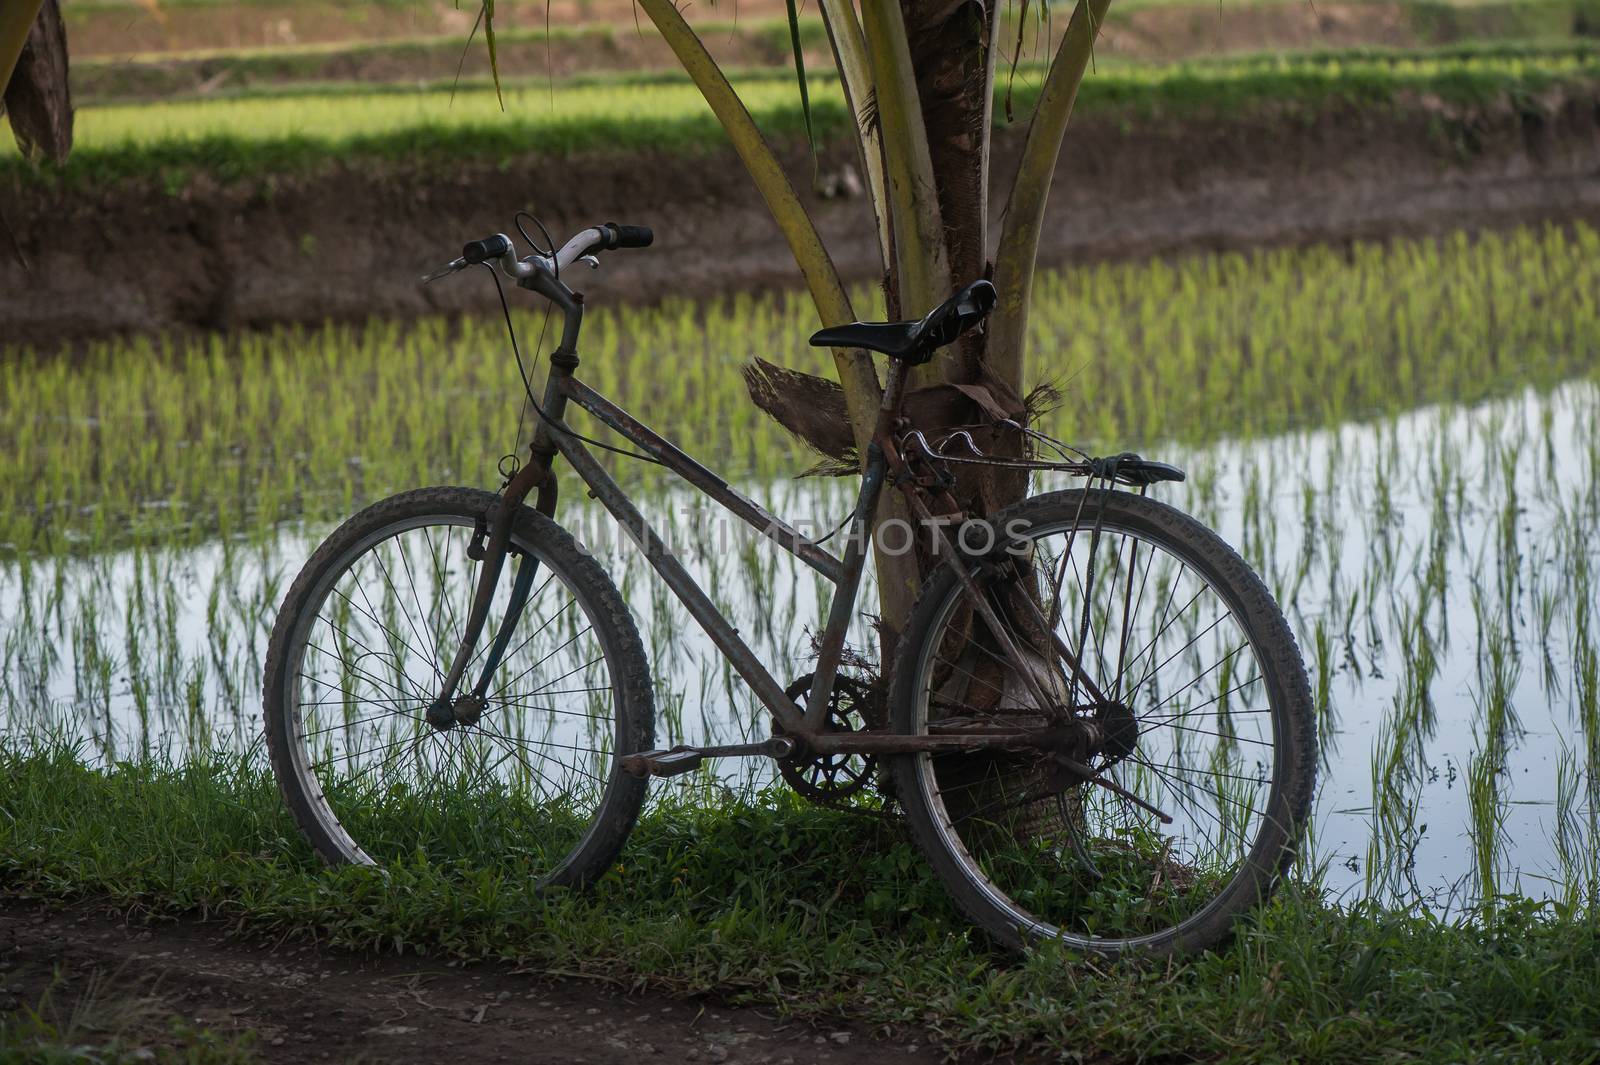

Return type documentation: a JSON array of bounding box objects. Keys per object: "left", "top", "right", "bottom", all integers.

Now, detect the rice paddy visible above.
[
  {"left": 7, "top": 44, "right": 1599, "bottom": 182},
  {"left": 1, "top": 223, "right": 1596, "bottom": 910}
]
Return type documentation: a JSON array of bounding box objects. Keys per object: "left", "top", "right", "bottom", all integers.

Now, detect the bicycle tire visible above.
[
  {"left": 888, "top": 488, "right": 1315, "bottom": 956},
  {"left": 263, "top": 486, "right": 654, "bottom": 888}
]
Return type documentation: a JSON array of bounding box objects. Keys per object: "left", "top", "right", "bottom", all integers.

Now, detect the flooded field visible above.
[{"left": 2, "top": 226, "right": 1596, "bottom": 908}]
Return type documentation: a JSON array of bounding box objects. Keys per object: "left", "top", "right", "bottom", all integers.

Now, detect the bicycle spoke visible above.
[{"left": 304, "top": 707, "right": 428, "bottom": 739}]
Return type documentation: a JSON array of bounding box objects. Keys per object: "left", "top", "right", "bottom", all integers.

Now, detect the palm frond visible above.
[
  {"left": 470, "top": 0, "right": 506, "bottom": 111},
  {"left": 783, "top": 0, "right": 817, "bottom": 165}
]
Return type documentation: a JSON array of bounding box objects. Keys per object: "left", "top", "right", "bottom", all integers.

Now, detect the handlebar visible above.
[
  {"left": 593, "top": 222, "right": 654, "bottom": 251},
  {"left": 424, "top": 221, "right": 654, "bottom": 286}
]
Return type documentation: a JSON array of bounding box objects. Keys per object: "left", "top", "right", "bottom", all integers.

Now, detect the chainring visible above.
[{"left": 776, "top": 672, "right": 882, "bottom": 805}]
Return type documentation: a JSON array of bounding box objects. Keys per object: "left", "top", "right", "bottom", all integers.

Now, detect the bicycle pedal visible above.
[{"left": 619, "top": 747, "right": 704, "bottom": 778}]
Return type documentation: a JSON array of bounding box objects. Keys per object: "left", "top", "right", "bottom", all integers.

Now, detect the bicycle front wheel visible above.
[
  {"left": 263, "top": 487, "right": 654, "bottom": 887},
  {"left": 889, "top": 489, "right": 1315, "bottom": 955}
]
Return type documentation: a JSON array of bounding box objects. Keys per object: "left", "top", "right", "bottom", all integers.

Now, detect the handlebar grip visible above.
[
  {"left": 462, "top": 234, "right": 513, "bottom": 264},
  {"left": 613, "top": 224, "right": 654, "bottom": 249},
  {"left": 599, "top": 222, "right": 654, "bottom": 250}
]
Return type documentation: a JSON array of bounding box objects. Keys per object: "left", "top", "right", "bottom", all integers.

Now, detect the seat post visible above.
[{"left": 879, "top": 358, "right": 909, "bottom": 414}]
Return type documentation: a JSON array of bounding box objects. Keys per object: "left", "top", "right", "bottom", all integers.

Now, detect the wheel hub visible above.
[
  {"left": 1094, "top": 700, "right": 1139, "bottom": 765},
  {"left": 425, "top": 698, "right": 456, "bottom": 730},
  {"left": 1042, "top": 700, "right": 1140, "bottom": 788},
  {"left": 424, "top": 692, "right": 488, "bottom": 730}
]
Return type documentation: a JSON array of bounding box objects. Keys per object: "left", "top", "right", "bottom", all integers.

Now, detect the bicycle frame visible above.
[
  {"left": 426, "top": 272, "right": 1088, "bottom": 764},
  {"left": 553, "top": 371, "right": 884, "bottom": 737},
  {"left": 424, "top": 289, "right": 905, "bottom": 749}
]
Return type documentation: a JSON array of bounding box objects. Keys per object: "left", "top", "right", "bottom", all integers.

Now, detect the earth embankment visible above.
[{"left": 4, "top": 89, "right": 1599, "bottom": 347}]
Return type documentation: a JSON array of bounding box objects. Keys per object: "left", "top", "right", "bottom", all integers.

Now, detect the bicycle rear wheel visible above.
[
  {"left": 889, "top": 489, "right": 1315, "bottom": 955},
  {"left": 263, "top": 486, "right": 653, "bottom": 887}
]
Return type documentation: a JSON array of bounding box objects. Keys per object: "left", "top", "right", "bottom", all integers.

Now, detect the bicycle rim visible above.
[
  {"left": 899, "top": 494, "right": 1307, "bottom": 951},
  {"left": 270, "top": 500, "right": 637, "bottom": 881}
]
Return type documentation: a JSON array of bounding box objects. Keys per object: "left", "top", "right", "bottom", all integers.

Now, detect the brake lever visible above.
[{"left": 421, "top": 257, "right": 468, "bottom": 284}]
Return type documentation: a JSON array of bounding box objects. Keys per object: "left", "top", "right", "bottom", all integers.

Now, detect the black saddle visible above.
[{"left": 808, "top": 280, "right": 997, "bottom": 365}]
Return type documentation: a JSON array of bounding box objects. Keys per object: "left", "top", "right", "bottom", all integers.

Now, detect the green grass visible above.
[
  {"left": 3, "top": 743, "right": 1599, "bottom": 1062},
  {"left": 1, "top": 72, "right": 839, "bottom": 185},
  {"left": 9, "top": 48, "right": 1599, "bottom": 185}
]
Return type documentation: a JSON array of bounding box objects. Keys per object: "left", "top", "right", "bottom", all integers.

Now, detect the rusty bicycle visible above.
[{"left": 263, "top": 219, "right": 1315, "bottom": 955}]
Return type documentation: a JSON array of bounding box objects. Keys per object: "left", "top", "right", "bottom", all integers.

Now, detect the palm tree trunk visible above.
[
  {"left": 987, "top": 0, "right": 1115, "bottom": 397},
  {"left": 899, "top": 0, "right": 996, "bottom": 379},
  {"left": 894, "top": 1, "right": 1029, "bottom": 533}
]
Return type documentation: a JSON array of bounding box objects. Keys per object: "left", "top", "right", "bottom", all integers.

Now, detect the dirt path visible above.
[
  {"left": 0, "top": 897, "right": 955, "bottom": 1064},
  {"left": 61, "top": 0, "right": 793, "bottom": 58}
]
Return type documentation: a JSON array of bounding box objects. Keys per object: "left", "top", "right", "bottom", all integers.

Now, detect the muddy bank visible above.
[
  {"left": 72, "top": 25, "right": 803, "bottom": 101},
  {"left": 60, "top": 0, "right": 764, "bottom": 57},
  {"left": 4, "top": 91, "right": 1600, "bottom": 348},
  {"left": 63, "top": 0, "right": 1600, "bottom": 65}
]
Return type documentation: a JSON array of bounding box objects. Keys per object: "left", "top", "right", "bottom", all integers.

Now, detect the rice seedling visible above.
[
  {"left": 3, "top": 224, "right": 1595, "bottom": 555},
  {"left": 1466, "top": 735, "right": 1506, "bottom": 908},
  {"left": 1551, "top": 741, "right": 1587, "bottom": 906}
]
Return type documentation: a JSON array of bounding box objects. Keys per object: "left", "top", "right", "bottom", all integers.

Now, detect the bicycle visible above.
[{"left": 263, "top": 219, "right": 1316, "bottom": 956}]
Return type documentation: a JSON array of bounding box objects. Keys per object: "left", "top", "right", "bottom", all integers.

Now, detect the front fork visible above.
[
  {"left": 425, "top": 358, "right": 576, "bottom": 729},
  {"left": 424, "top": 450, "right": 560, "bottom": 729}
]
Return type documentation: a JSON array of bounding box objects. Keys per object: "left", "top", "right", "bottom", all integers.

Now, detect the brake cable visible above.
[{"left": 483, "top": 260, "right": 666, "bottom": 468}]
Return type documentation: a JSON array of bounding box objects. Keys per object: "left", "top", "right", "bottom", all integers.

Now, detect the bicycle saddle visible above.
[{"left": 807, "top": 280, "right": 997, "bottom": 365}]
